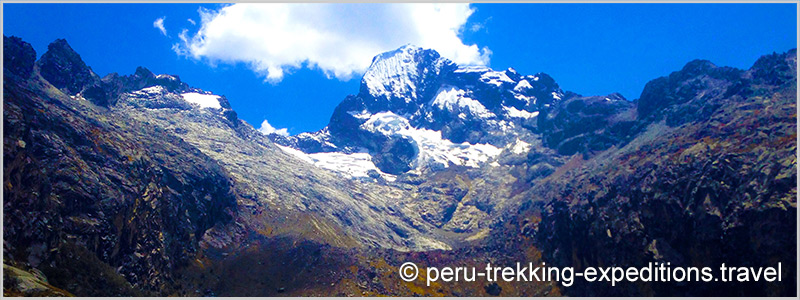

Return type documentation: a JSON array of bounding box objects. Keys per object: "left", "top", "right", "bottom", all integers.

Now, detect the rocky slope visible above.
[
  {"left": 497, "top": 50, "right": 798, "bottom": 296},
  {"left": 3, "top": 36, "right": 453, "bottom": 296},
  {"left": 4, "top": 36, "right": 239, "bottom": 295},
  {"left": 3, "top": 35, "right": 796, "bottom": 296}
]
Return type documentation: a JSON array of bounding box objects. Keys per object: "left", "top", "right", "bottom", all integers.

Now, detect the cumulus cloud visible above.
[
  {"left": 258, "top": 119, "right": 289, "bottom": 136},
  {"left": 173, "top": 3, "right": 490, "bottom": 82},
  {"left": 153, "top": 17, "right": 167, "bottom": 35}
]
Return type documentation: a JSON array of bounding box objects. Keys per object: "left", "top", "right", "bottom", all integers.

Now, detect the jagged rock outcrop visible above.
[
  {"left": 747, "top": 49, "right": 797, "bottom": 89},
  {"left": 3, "top": 36, "right": 37, "bottom": 79},
  {"left": 36, "top": 39, "right": 101, "bottom": 95}
]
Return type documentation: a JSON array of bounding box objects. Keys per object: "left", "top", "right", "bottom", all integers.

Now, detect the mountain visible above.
[
  {"left": 3, "top": 36, "right": 458, "bottom": 296},
  {"left": 270, "top": 45, "right": 569, "bottom": 176},
  {"left": 497, "top": 50, "right": 798, "bottom": 296},
  {"left": 3, "top": 35, "right": 796, "bottom": 297}
]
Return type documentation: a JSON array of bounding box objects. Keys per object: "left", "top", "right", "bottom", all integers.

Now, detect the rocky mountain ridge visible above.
[
  {"left": 497, "top": 49, "right": 798, "bottom": 296},
  {"left": 4, "top": 35, "right": 796, "bottom": 296}
]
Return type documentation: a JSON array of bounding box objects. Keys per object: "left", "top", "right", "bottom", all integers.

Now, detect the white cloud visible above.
[
  {"left": 153, "top": 17, "right": 167, "bottom": 36},
  {"left": 258, "top": 119, "right": 289, "bottom": 136},
  {"left": 173, "top": 3, "right": 490, "bottom": 82},
  {"left": 187, "top": 18, "right": 196, "bottom": 25}
]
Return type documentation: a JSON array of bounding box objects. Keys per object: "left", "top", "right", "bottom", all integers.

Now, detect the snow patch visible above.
[
  {"left": 431, "top": 86, "right": 495, "bottom": 119},
  {"left": 495, "top": 120, "right": 515, "bottom": 132},
  {"left": 277, "top": 145, "right": 396, "bottom": 182},
  {"left": 348, "top": 110, "right": 373, "bottom": 119},
  {"left": 156, "top": 74, "right": 178, "bottom": 81},
  {"left": 504, "top": 106, "right": 539, "bottom": 119},
  {"left": 454, "top": 66, "right": 490, "bottom": 73},
  {"left": 361, "top": 112, "right": 502, "bottom": 170},
  {"left": 276, "top": 145, "right": 314, "bottom": 164},
  {"left": 181, "top": 92, "right": 222, "bottom": 109},
  {"left": 514, "top": 79, "right": 532, "bottom": 92},
  {"left": 131, "top": 85, "right": 166, "bottom": 97},
  {"left": 513, "top": 94, "right": 533, "bottom": 104},
  {"left": 510, "top": 139, "right": 531, "bottom": 154},
  {"left": 479, "top": 70, "right": 514, "bottom": 87}
]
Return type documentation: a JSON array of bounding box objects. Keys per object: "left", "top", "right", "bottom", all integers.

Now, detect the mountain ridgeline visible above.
[{"left": 3, "top": 35, "right": 797, "bottom": 296}]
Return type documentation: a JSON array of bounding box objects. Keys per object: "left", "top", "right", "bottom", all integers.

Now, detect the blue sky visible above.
[{"left": 4, "top": 3, "right": 796, "bottom": 135}]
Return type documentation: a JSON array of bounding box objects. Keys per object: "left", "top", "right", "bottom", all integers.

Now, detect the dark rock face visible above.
[
  {"left": 3, "top": 36, "right": 37, "bottom": 79},
  {"left": 746, "top": 49, "right": 797, "bottom": 89},
  {"left": 36, "top": 39, "right": 101, "bottom": 95},
  {"left": 370, "top": 135, "right": 418, "bottom": 174},
  {"left": 637, "top": 59, "right": 743, "bottom": 124},
  {"left": 538, "top": 92, "right": 635, "bottom": 155}
]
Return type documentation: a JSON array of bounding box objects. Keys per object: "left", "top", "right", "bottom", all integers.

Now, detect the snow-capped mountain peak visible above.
[
  {"left": 361, "top": 45, "right": 456, "bottom": 102},
  {"left": 273, "top": 44, "right": 566, "bottom": 181}
]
